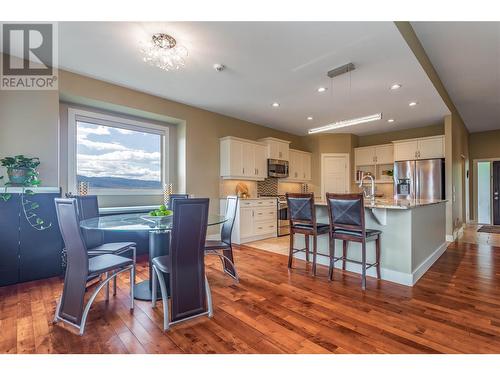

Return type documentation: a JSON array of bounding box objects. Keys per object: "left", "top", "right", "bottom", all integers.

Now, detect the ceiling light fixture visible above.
[
  {"left": 307, "top": 116, "right": 313, "bottom": 120},
  {"left": 272, "top": 102, "right": 280, "bottom": 107},
  {"left": 409, "top": 101, "right": 418, "bottom": 107},
  {"left": 390, "top": 83, "right": 402, "bottom": 90},
  {"left": 387, "top": 118, "right": 395, "bottom": 123},
  {"left": 308, "top": 113, "right": 382, "bottom": 134},
  {"left": 317, "top": 87, "right": 327, "bottom": 93},
  {"left": 141, "top": 33, "right": 188, "bottom": 71}
]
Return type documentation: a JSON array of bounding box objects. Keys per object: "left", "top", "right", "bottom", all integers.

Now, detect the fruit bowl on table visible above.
[{"left": 140, "top": 206, "right": 173, "bottom": 227}]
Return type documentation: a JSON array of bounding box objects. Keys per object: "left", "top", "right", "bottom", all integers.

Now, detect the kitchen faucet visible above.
[{"left": 359, "top": 174, "right": 375, "bottom": 202}]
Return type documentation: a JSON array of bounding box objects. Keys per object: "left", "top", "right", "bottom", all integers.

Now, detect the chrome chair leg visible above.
[
  {"left": 53, "top": 296, "right": 62, "bottom": 323},
  {"left": 216, "top": 253, "right": 240, "bottom": 282},
  {"left": 105, "top": 272, "right": 110, "bottom": 302},
  {"left": 130, "top": 266, "right": 135, "bottom": 310},
  {"left": 205, "top": 275, "right": 213, "bottom": 318},
  {"left": 152, "top": 264, "right": 170, "bottom": 331},
  {"left": 151, "top": 267, "right": 157, "bottom": 308}
]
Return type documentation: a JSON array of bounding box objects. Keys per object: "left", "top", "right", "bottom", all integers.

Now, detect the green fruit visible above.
[
  {"left": 159, "top": 204, "right": 167, "bottom": 211},
  {"left": 149, "top": 211, "right": 157, "bottom": 216}
]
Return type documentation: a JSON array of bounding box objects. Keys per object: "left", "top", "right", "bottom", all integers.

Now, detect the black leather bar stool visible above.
[
  {"left": 286, "top": 193, "right": 329, "bottom": 276},
  {"left": 325, "top": 193, "right": 381, "bottom": 290}
]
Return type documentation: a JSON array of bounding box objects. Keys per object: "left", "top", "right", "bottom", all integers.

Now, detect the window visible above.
[{"left": 68, "top": 109, "right": 168, "bottom": 195}]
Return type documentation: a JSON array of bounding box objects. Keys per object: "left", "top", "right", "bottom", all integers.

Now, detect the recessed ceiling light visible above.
[
  {"left": 409, "top": 101, "right": 418, "bottom": 107},
  {"left": 307, "top": 116, "right": 313, "bottom": 120},
  {"left": 308, "top": 113, "right": 382, "bottom": 134},
  {"left": 390, "top": 83, "right": 402, "bottom": 90},
  {"left": 317, "top": 87, "right": 327, "bottom": 93},
  {"left": 387, "top": 119, "right": 395, "bottom": 123},
  {"left": 272, "top": 102, "right": 280, "bottom": 107}
]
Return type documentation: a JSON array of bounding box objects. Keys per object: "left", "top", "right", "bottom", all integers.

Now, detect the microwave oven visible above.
[{"left": 267, "top": 159, "right": 289, "bottom": 178}]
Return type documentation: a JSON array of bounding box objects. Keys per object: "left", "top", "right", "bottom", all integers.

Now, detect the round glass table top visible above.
[{"left": 80, "top": 213, "right": 227, "bottom": 232}]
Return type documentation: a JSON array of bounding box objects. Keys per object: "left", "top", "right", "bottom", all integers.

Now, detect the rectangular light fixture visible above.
[{"left": 308, "top": 113, "right": 382, "bottom": 134}]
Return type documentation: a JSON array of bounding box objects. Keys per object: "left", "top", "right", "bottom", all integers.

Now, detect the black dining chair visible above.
[
  {"left": 326, "top": 193, "right": 381, "bottom": 290},
  {"left": 204, "top": 195, "right": 239, "bottom": 281},
  {"left": 167, "top": 194, "right": 190, "bottom": 210},
  {"left": 286, "top": 193, "right": 330, "bottom": 276},
  {"left": 53, "top": 198, "right": 135, "bottom": 335},
  {"left": 151, "top": 198, "right": 212, "bottom": 331},
  {"left": 76, "top": 195, "right": 136, "bottom": 298}
]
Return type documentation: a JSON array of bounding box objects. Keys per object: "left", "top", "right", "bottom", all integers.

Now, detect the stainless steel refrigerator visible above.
[{"left": 394, "top": 159, "right": 445, "bottom": 200}]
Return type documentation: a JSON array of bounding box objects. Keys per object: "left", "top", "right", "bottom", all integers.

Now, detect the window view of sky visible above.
[{"left": 76, "top": 121, "right": 162, "bottom": 189}]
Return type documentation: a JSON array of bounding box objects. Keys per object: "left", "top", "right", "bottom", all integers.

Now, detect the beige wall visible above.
[
  {"left": 357, "top": 124, "right": 444, "bottom": 147},
  {"left": 301, "top": 133, "right": 358, "bottom": 198},
  {"left": 0, "top": 89, "right": 60, "bottom": 186}
]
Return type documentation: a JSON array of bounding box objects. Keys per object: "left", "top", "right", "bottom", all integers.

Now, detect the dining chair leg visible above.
[
  {"left": 151, "top": 267, "right": 157, "bottom": 308},
  {"left": 105, "top": 272, "right": 109, "bottom": 302},
  {"left": 130, "top": 265, "right": 135, "bottom": 310},
  {"left": 288, "top": 231, "right": 294, "bottom": 269},
  {"left": 375, "top": 236, "right": 381, "bottom": 280},
  {"left": 305, "top": 234, "right": 310, "bottom": 263},
  {"left": 361, "top": 240, "right": 367, "bottom": 290},
  {"left": 342, "top": 241, "right": 348, "bottom": 270},
  {"left": 153, "top": 265, "right": 170, "bottom": 331},
  {"left": 328, "top": 235, "right": 335, "bottom": 281},
  {"left": 53, "top": 296, "right": 62, "bottom": 323},
  {"left": 205, "top": 275, "right": 213, "bottom": 318},
  {"left": 113, "top": 275, "right": 117, "bottom": 296},
  {"left": 312, "top": 234, "right": 318, "bottom": 276}
]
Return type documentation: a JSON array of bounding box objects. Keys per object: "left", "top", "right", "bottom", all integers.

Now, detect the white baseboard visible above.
[
  {"left": 411, "top": 242, "right": 448, "bottom": 285},
  {"left": 293, "top": 241, "right": 449, "bottom": 287}
]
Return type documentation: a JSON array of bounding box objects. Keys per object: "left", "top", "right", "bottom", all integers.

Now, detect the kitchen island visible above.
[{"left": 293, "top": 199, "right": 447, "bottom": 286}]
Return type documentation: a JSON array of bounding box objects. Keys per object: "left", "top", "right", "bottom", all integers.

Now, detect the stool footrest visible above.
[{"left": 332, "top": 256, "right": 379, "bottom": 269}]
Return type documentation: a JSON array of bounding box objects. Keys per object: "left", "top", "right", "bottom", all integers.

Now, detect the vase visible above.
[{"left": 7, "top": 167, "right": 30, "bottom": 185}]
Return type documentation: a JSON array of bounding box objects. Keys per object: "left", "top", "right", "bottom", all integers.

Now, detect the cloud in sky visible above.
[{"left": 76, "top": 122, "right": 161, "bottom": 182}]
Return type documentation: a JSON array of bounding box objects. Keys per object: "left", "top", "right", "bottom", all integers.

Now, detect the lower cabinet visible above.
[
  {"left": 220, "top": 198, "right": 277, "bottom": 244},
  {"left": 0, "top": 191, "right": 64, "bottom": 287}
]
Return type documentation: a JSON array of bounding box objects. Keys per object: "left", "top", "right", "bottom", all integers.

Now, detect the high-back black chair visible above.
[
  {"left": 76, "top": 195, "right": 103, "bottom": 249},
  {"left": 286, "top": 193, "right": 329, "bottom": 276},
  {"left": 326, "top": 193, "right": 381, "bottom": 290},
  {"left": 151, "top": 198, "right": 212, "bottom": 331},
  {"left": 53, "top": 198, "right": 135, "bottom": 335},
  {"left": 167, "top": 194, "right": 190, "bottom": 210},
  {"left": 75, "top": 195, "right": 136, "bottom": 297},
  {"left": 204, "top": 196, "right": 239, "bottom": 281}
]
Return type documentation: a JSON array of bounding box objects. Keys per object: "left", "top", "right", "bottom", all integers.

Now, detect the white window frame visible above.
[{"left": 68, "top": 108, "right": 169, "bottom": 196}]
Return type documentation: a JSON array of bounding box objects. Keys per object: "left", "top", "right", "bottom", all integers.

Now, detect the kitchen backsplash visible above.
[{"left": 257, "top": 178, "right": 279, "bottom": 196}]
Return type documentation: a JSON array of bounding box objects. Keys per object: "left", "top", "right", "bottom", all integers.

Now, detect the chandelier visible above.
[{"left": 141, "top": 33, "right": 188, "bottom": 71}]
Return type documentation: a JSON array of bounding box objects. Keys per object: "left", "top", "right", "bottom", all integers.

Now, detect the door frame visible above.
[
  {"left": 320, "top": 153, "right": 351, "bottom": 200},
  {"left": 472, "top": 158, "right": 500, "bottom": 224}
]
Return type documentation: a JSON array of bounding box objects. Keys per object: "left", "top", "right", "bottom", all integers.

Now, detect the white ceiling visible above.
[
  {"left": 54, "top": 22, "right": 449, "bottom": 135},
  {"left": 412, "top": 22, "right": 500, "bottom": 133}
]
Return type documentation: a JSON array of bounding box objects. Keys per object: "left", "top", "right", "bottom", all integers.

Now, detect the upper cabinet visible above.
[
  {"left": 354, "top": 144, "right": 394, "bottom": 166},
  {"left": 258, "top": 137, "right": 290, "bottom": 161},
  {"left": 220, "top": 136, "right": 267, "bottom": 180},
  {"left": 393, "top": 135, "right": 444, "bottom": 161},
  {"left": 287, "top": 149, "right": 312, "bottom": 182}
]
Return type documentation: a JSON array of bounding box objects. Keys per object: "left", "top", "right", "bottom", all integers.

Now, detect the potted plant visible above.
[
  {"left": 0, "top": 155, "right": 50, "bottom": 231},
  {"left": 0, "top": 155, "right": 41, "bottom": 186}
]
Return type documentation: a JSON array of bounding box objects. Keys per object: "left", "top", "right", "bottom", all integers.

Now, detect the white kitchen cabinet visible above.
[
  {"left": 375, "top": 144, "right": 394, "bottom": 164},
  {"left": 220, "top": 136, "right": 268, "bottom": 180},
  {"left": 418, "top": 136, "right": 445, "bottom": 159},
  {"left": 258, "top": 137, "right": 290, "bottom": 161},
  {"left": 287, "top": 149, "right": 312, "bottom": 182},
  {"left": 355, "top": 144, "right": 394, "bottom": 166},
  {"left": 393, "top": 135, "right": 444, "bottom": 161},
  {"left": 220, "top": 198, "right": 277, "bottom": 244}
]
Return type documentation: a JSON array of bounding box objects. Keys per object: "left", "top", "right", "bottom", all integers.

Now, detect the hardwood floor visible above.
[{"left": 1, "top": 227, "right": 500, "bottom": 354}]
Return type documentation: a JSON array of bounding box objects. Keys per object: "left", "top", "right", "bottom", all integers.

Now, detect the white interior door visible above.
[{"left": 321, "top": 154, "right": 349, "bottom": 198}]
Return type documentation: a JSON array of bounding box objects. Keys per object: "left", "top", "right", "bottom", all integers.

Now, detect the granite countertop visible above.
[{"left": 315, "top": 198, "right": 447, "bottom": 210}]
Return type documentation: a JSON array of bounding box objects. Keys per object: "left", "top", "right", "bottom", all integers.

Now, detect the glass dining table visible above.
[{"left": 80, "top": 212, "right": 227, "bottom": 301}]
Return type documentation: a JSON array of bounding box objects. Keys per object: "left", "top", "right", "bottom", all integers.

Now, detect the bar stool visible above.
[
  {"left": 286, "top": 193, "right": 329, "bottom": 276},
  {"left": 325, "top": 193, "right": 381, "bottom": 290}
]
